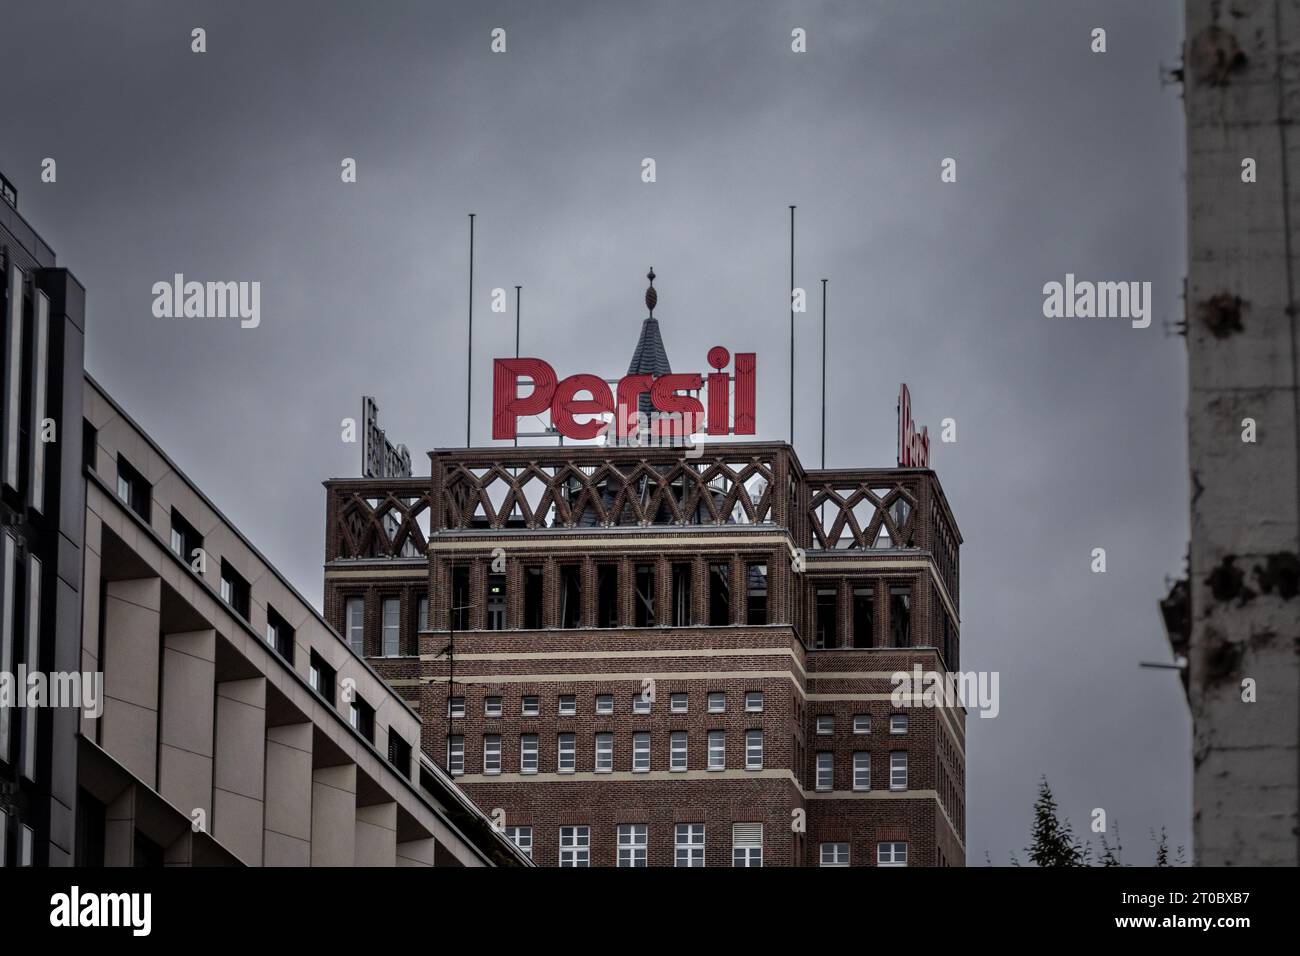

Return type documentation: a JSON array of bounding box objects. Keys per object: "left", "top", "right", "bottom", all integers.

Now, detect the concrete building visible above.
[{"left": 1168, "top": 0, "right": 1300, "bottom": 866}]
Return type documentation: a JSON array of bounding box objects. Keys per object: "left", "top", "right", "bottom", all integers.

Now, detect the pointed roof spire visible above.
[
  {"left": 626, "top": 268, "right": 673, "bottom": 421},
  {"left": 645, "top": 267, "right": 657, "bottom": 317}
]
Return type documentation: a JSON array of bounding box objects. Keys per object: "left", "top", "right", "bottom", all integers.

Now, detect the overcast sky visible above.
[{"left": 1, "top": 0, "right": 1191, "bottom": 864}]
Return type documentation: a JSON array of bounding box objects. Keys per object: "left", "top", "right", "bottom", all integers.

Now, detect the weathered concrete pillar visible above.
[
  {"left": 212, "top": 677, "right": 266, "bottom": 865},
  {"left": 263, "top": 722, "right": 314, "bottom": 866},
  {"left": 355, "top": 801, "right": 398, "bottom": 866},
  {"left": 310, "top": 763, "right": 357, "bottom": 866},
  {"left": 101, "top": 578, "right": 161, "bottom": 787},
  {"left": 158, "top": 629, "right": 216, "bottom": 826}
]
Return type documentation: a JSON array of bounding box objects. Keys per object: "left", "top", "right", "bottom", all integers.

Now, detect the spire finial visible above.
[{"left": 645, "top": 267, "right": 657, "bottom": 316}]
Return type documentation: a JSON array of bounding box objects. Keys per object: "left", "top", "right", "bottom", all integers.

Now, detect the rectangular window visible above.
[
  {"left": 559, "top": 565, "right": 581, "bottom": 628},
  {"left": 595, "top": 733, "right": 613, "bottom": 772},
  {"left": 484, "top": 696, "right": 502, "bottom": 718},
  {"left": 853, "top": 752, "right": 871, "bottom": 791},
  {"left": 732, "top": 823, "right": 763, "bottom": 867},
  {"left": 852, "top": 585, "right": 875, "bottom": 648},
  {"left": 82, "top": 419, "right": 97, "bottom": 472},
  {"left": 670, "top": 731, "right": 688, "bottom": 771},
  {"left": 815, "top": 752, "right": 833, "bottom": 791},
  {"left": 521, "top": 695, "right": 539, "bottom": 716},
  {"left": 674, "top": 823, "right": 705, "bottom": 868},
  {"left": 450, "top": 566, "right": 470, "bottom": 630},
  {"left": 745, "top": 690, "right": 764, "bottom": 712},
  {"left": 816, "top": 714, "right": 834, "bottom": 735},
  {"left": 559, "top": 826, "right": 590, "bottom": 867},
  {"left": 745, "top": 729, "right": 763, "bottom": 770},
  {"left": 381, "top": 597, "right": 400, "bottom": 656},
  {"left": 708, "top": 562, "right": 730, "bottom": 625},
  {"left": 558, "top": 694, "right": 576, "bottom": 716},
  {"left": 170, "top": 508, "right": 203, "bottom": 569},
  {"left": 596, "top": 563, "right": 618, "bottom": 627},
  {"left": 634, "top": 563, "right": 656, "bottom": 626},
  {"left": 0, "top": 534, "right": 14, "bottom": 765},
  {"left": 2, "top": 264, "right": 23, "bottom": 494},
  {"left": 617, "top": 824, "right": 647, "bottom": 867},
  {"left": 820, "top": 842, "right": 850, "bottom": 867},
  {"left": 26, "top": 291, "right": 49, "bottom": 513},
  {"left": 877, "top": 842, "right": 908, "bottom": 867},
  {"left": 815, "top": 587, "right": 838, "bottom": 648},
  {"left": 446, "top": 735, "right": 464, "bottom": 775},
  {"left": 19, "top": 555, "right": 40, "bottom": 780},
  {"left": 349, "top": 696, "right": 375, "bottom": 743},
  {"left": 266, "top": 606, "right": 294, "bottom": 663},
  {"left": 853, "top": 714, "right": 871, "bottom": 735},
  {"left": 596, "top": 694, "right": 613, "bottom": 715},
  {"left": 889, "top": 586, "right": 911, "bottom": 647},
  {"left": 505, "top": 826, "right": 532, "bottom": 860},
  {"left": 707, "top": 691, "right": 725, "bottom": 713},
  {"left": 632, "top": 732, "right": 650, "bottom": 772},
  {"left": 387, "top": 730, "right": 411, "bottom": 778},
  {"left": 522, "top": 566, "right": 543, "bottom": 629},
  {"left": 0, "top": 807, "right": 6, "bottom": 867},
  {"left": 483, "top": 735, "right": 502, "bottom": 774},
  {"left": 115, "top": 455, "right": 151, "bottom": 523},
  {"left": 417, "top": 596, "right": 428, "bottom": 633},
  {"left": 890, "top": 751, "right": 908, "bottom": 790},
  {"left": 557, "top": 733, "right": 576, "bottom": 773},
  {"left": 890, "top": 714, "right": 908, "bottom": 735},
  {"left": 345, "top": 596, "right": 364, "bottom": 654},
  {"left": 671, "top": 562, "right": 692, "bottom": 626},
  {"left": 308, "top": 651, "right": 335, "bottom": 705},
  {"left": 670, "top": 692, "right": 688, "bottom": 713},
  {"left": 632, "top": 693, "right": 650, "bottom": 714},
  {"left": 219, "top": 560, "right": 250, "bottom": 620},
  {"left": 707, "top": 730, "right": 725, "bottom": 770},
  {"left": 486, "top": 574, "right": 506, "bottom": 630},
  {"left": 520, "top": 734, "right": 538, "bottom": 774},
  {"left": 447, "top": 696, "right": 465, "bottom": 718},
  {"left": 745, "top": 563, "right": 767, "bottom": 625}
]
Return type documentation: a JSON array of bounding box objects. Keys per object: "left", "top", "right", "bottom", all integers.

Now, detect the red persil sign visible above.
[
  {"left": 897, "top": 383, "right": 930, "bottom": 468},
  {"left": 492, "top": 346, "right": 756, "bottom": 441}
]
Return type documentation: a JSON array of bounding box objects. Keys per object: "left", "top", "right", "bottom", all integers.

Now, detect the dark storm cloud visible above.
[{"left": 0, "top": 0, "right": 1190, "bottom": 864}]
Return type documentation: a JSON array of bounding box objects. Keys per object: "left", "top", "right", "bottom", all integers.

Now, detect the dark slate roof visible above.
[{"left": 627, "top": 316, "right": 672, "bottom": 418}]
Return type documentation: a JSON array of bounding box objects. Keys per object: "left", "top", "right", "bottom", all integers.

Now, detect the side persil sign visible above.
[{"left": 897, "top": 383, "right": 930, "bottom": 468}]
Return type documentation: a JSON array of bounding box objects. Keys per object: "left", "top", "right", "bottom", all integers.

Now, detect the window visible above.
[
  {"left": 596, "top": 694, "right": 613, "bottom": 715},
  {"left": 674, "top": 823, "right": 705, "bottom": 867},
  {"left": 484, "top": 696, "right": 502, "bottom": 718},
  {"left": 890, "top": 714, "right": 908, "bottom": 735},
  {"left": 853, "top": 752, "right": 871, "bottom": 791},
  {"left": 890, "top": 751, "right": 908, "bottom": 790},
  {"left": 634, "top": 563, "right": 656, "bottom": 626},
  {"left": 595, "top": 733, "right": 613, "bottom": 772},
  {"left": 632, "top": 732, "right": 650, "bottom": 772},
  {"left": 821, "top": 843, "right": 850, "bottom": 867},
  {"left": 632, "top": 693, "right": 651, "bottom": 714},
  {"left": 505, "top": 826, "right": 532, "bottom": 860},
  {"left": 670, "top": 692, "right": 688, "bottom": 713},
  {"left": 447, "top": 696, "right": 465, "bottom": 718},
  {"left": 219, "top": 560, "right": 250, "bottom": 621},
  {"left": 852, "top": 585, "right": 875, "bottom": 648},
  {"left": 265, "top": 606, "right": 294, "bottom": 663},
  {"left": 417, "top": 597, "right": 428, "bottom": 633},
  {"left": 19, "top": 826, "right": 32, "bottom": 867},
  {"left": 617, "top": 824, "right": 647, "bottom": 867},
  {"left": 169, "top": 509, "right": 203, "bottom": 569},
  {"left": 381, "top": 597, "right": 400, "bottom": 656},
  {"left": 522, "top": 566, "right": 543, "bottom": 629},
  {"left": 732, "top": 823, "right": 763, "bottom": 867},
  {"left": 115, "top": 455, "right": 151, "bottom": 522},
  {"left": 815, "top": 752, "right": 833, "bottom": 791},
  {"left": 708, "top": 562, "right": 730, "bottom": 625},
  {"left": 308, "top": 651, "right": 335, "bottom": 705},
  {"left": 559, "top": 826, "right": 590, "bottom": 867},
  {"left": 816, "top": 715, "right": 834, "bottom": 735},
  {"left": 387, "top": 730, "right": 412, "bottom": 778},
  {"left": 670, "top": 731, "right": 688, "bottom": 771},
  {"left": 83, "top": 419, "right": 97, "bottom": 471},
  {"left": 853, "top": 714, "right": 871, "bottom": 735},
  {"left": 889, "top": 586, "right": 911, "bottom": 647},
  {"left": 486, "top": 574, "right": 506, "bottom": 630},
  {"left": 558, "top": 694, "right": 576, "bottom": 716},
  {"left": 0, "top": 536, "right": 12, "bottom": 766},
  {"left": 2, "top": 265, "right": 21, "bottom": 495},
  {"left": 450, "top": 566, "right": 470, "bottom": 630},
  {"left": 815, "top": 587, "right": 837, "bottom": 648},
  {"left": 746, "top": 563, "right": 767, "bottom": 625},
  {"left": 520, "top": 734, "right": 538, "bottom": 774},
  {"left": 707, "top": 730, "right": 725, "bottom": 770},
  {"left": 446, "top": 736, "right": 464, "bottom": 775},
  {"left": 559, "top": 565, "right": 581, "bottom": 628},
  {"left": 0, "top": 808, "right": 6, "bottom": 867},
  {"left": 745, "top": 729, "right": 764, "bottom": 770},
  {"left": 878, "top": 842, "right": 908, "bottom": 867},
  {"left": 349, "top": 696, "right": 374, "bottom": 743},
  {"left": 483, "top": 735, "right": 502, "bottom": 774},
  {"left": 671, "top": 562, "right": 692, "bottom": 626},
  {"left": 345, "top": 597, "right": 364, "bottom": 654},
  {"left": 521, "top": 695, "right": 539, "bottom": 716},
  {"left": 596, "top": 563, "right": 618, "bottom": 627},
  {"left": 745, "top": 691, "right": 764, "bottom": 712},
  {"left": 557, "top": 733, "right": 576, "bottom": 772},
  {"left": 707, "top": 691, "right": 725, "bottom": 713}
]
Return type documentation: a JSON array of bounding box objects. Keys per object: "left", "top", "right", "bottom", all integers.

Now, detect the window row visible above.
[
  {"left": 448, "top": 689, "right": 765, "bottom": 719},
  {"left": 815, "top": 713, "right": 907, "bottom": 736},
  {"left": 813, "top": 580, "right": 912, "bottom": 649},
  {"left": 812, "top": 751, "right": 908, "bottom": 791},
  {"left": 342, "top": 594, "right": 428, "bottom": 658},
  {"left": 447, "top": 729, "right": 768, "bottom": 775},
  {"left": 819, "top": 841, "right": 909, "bottom": 867}
]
